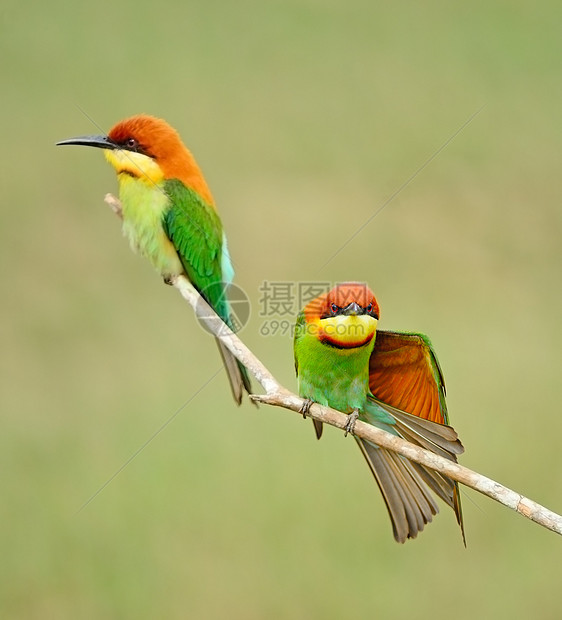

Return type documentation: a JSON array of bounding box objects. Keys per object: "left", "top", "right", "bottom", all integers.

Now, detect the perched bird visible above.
[
  {"left": 294, "top": 282, "right": 465, "bottom": 543},
  {"left": 57, "top": 114, "right": 251, "bottom": 404}
]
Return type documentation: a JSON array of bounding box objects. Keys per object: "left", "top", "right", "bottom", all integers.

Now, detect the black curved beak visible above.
[
  {"left": 341, "top": 302, "right": 363, "bottom": 316},
  {"left": 56, "top": 135, "right": 117, "bottom": 150}
]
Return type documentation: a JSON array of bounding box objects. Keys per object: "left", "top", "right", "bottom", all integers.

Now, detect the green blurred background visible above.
[{"left": 2, "top": 0, "right": 561, "bottom": 617}]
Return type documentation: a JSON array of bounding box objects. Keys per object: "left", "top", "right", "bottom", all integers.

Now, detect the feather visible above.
[
  {"left": 216, "top": 339, "right": 252, "bottom": 406},
  {"left": 356, "top": 438, "right": 439, "bottom": 542},
  {"left": 363, "top": 397, "right": 466, "bottom": 544},
  {"left": 369, "top": 331, "right": 448, "bottom": 425},
  {"left": 163, "top": 180, "right": 252, "bottom": 403}
]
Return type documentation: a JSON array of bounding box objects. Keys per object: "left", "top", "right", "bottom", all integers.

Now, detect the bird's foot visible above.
[
  {"left": 344, "top": 409, "right": 360, "bottom": 437},
  {"left": 163, "top": 275, "right": 174, "bottom": 286},
  {"left": 300, "top": 399, "right": 314, "bottom": 419}
]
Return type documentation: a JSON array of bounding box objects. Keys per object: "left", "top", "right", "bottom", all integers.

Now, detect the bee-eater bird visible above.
[
  {"left": 294, "top": 282, "right": 465, "bottom": 543},
  {"left": 57, "top": 114, "right": 251, "bottom": 404}
]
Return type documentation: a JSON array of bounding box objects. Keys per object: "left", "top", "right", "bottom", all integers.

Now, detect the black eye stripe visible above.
[
  {"left": 119, "top": 137, "right": 150, "bottom": 156},
  {"left": 320, "top": 302, "right": 378, "bottom": 319}
]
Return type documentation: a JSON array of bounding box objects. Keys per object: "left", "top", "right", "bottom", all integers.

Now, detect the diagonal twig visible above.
[{"left": 104, "top": 192, "right": 562, "bottom": 538}]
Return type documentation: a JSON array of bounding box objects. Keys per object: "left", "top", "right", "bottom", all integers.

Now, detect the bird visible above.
[
  {"left": 293, "top": 282, "right": 465, "bottom": 543},
  {"left": 57, "top": 114, "right": 251, "bottom": 404}
]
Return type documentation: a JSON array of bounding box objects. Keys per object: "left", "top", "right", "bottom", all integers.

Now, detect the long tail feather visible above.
[
  {"left": 361, "top": 398, "right": 466, "bottom": 544},
  {"left": 215, "top": 339, "right": 252, "bottom": 405},
  {"left": 356, "top": 439, "right": 439, "bottom": 542}
]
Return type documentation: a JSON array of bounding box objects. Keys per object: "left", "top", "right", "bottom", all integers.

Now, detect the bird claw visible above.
[
  {"left": 163, "top": 276, "right": 174, "bottom": 286},
  {"left": 300, "top": 399, "right": 314, "bottom": 419},
  {"left": 344, "top": 410, "right": 359, "bottom": 437}
]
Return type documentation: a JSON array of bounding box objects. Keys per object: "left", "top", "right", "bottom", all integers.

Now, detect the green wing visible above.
[{"left": 162, "top": 179, "right": 231, "bottom": 324}]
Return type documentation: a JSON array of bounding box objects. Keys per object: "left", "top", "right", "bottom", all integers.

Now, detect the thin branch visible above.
[{"left": 104, "top": 193, "right": 562, "bottom": 538}]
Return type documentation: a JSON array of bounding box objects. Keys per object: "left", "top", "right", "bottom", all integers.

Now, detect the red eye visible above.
[{"left": 330, "top": 303, "right": 339, "bottom": 313}]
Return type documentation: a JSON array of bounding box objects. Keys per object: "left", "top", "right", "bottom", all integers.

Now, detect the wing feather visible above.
[
  {"left": 162, "top": 179, "right": 230, "bottom": 323},
  {"left": 369, "top": 331, "right": 449, "bottom": 425}
]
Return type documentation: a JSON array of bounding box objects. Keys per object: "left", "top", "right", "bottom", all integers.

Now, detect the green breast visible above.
[
  {"left": 295, "top": 323, "right": 373, "bottom": 413},
  {"left": 119, "top": 175, "right": 183, "bottom": 278}
]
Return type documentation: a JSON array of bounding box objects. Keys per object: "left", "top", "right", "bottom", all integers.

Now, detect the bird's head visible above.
[
  {"left": 57, "top": 114, "right": 214, "bottom": 205},
  {"left": 303, "top": 282, "right": 380, "bottom": 349}
]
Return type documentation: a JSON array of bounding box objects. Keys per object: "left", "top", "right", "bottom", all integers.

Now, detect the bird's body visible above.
[
  {"left": 294, "top": 312, "right": 374, "bottom": 413},
  {"left": 57, "top": 115, "right": 250, "bottom": 403},
  {"left": 294, "top": 282, "right": 465, "bottom": 543}
]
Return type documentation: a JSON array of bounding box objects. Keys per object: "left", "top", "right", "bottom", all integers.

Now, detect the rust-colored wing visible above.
[{"left": 368, "top": 330, "right": 449, "bottom": 425}]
